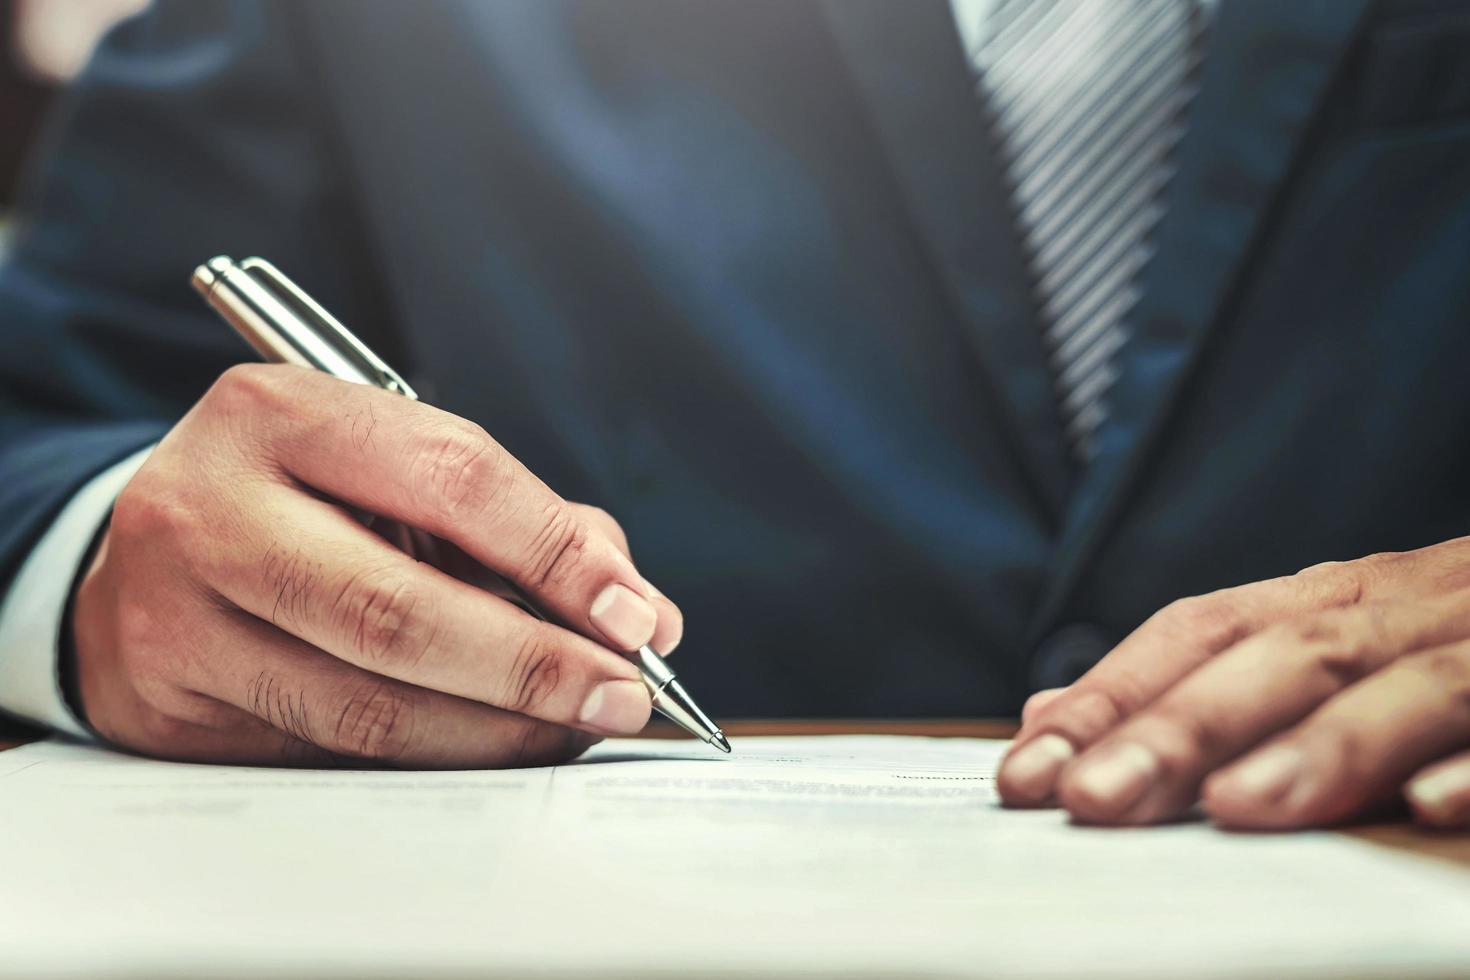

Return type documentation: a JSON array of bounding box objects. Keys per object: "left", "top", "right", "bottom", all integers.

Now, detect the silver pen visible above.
[{"left": 191, "top": 255, "right": 731, "bottom": 754}]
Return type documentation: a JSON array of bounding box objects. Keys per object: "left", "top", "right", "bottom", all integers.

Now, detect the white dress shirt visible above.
[{"left": 0, "top": 446, "right": 152, "bottom": 736}]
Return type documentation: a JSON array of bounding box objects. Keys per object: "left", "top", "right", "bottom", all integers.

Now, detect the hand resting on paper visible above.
[{"left": 999, "top": 540, "right": 1470, "bottom": 830}]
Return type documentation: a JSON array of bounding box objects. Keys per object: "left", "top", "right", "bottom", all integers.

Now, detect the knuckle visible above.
[
  {"left": 111, "top": 478, "right": 201, "bottom": 549},
  {"left": 1296, "top": 558, "right": 1349, "bottom": 578},
  {"left": 523, "top": 506, "right": 594, "bottom": 592},
  {"left": 1312, "top": 640, "right": 1377, "bottom": 689},
  {"left": 1074, "top": 687, "right": 1130, "bottom": 733},
  {"left": 209, "top": 362, "right": 293, "bottom": 414},
  {"left": 576, "top": 504, "right": 628, "bottom": 549},
  {"left": 502, "top": 628, "right": 566, "bottom": 714},
  {"left": 1140, "top": 706, "right": 1225, "bottom": 764},
  {"left": 1354, "top": 602, "right": 1395, "bottom": 651},
  {"left": 411, "top": 421, "right": 510, "bottom": 526},
  {"left": 329, "top": 568, "right": 436, "bottom": 668},
  {"left": 245, "top": 669, "right": 315, "bottom": 745},
  {"left": 261, "top": 545, "right": 325, "bottom": 631},
  {"left": 1294, "top": 559, "right": 1369, "bottom": 606},
  {"left": 1356, "top": 550, "right": 1408, "bottom": 572},
  {"left": 1343, "top": 603, "right": 1392, "bottom": 666},
  {"left": 332, "top": 681, "right": 417, "bottom": 760},
  {"left": 1035, "top": 687, "right": 1128, "bottom": 744},
  {"left": 1020, "top": 687, "right": 1065, "bottom": 725},
  {"left": 1274, "top": 605, "right": 1391, "bottom": 688},
  {"left": 1273, "top": 614, "right": 1341, "bottom": 648}
]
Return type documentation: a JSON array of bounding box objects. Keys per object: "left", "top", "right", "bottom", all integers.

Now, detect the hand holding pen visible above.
[{"left": 66, "top": 256, "right": 723, "bottom": 767}]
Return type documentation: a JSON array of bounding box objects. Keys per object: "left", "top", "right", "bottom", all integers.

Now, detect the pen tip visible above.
[{"left": 711, "top": 732, "right": 732, "bottom": 754}]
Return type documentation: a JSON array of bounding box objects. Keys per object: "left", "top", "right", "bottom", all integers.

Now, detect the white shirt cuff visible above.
[{"left": 0, "top": 445, "right": 154, "bottom": 738}]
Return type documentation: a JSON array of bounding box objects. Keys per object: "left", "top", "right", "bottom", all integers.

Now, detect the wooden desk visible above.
[{"left": 6, "top": 718, "right": 1466, "bottom": 870}]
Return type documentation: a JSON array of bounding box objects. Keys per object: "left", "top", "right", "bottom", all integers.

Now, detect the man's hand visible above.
[
  {"left": 997, "top": 540, "right": 1470, "bottom": 829},
  {"left": 72, "top": 364, "right": 683, "bottom": 768}
]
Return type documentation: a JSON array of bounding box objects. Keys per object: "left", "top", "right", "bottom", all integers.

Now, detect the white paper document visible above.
[{"left": 2, "top": 735, "right": 1469, "bottom": 978}]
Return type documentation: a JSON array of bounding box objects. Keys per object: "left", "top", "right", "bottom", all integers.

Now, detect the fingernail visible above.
[
  {"left": 1407, "top": 767, "right": 1470, "bottom": 823},
  {"left": 589, "top": 583, "right": 657, "bottom": 650},
  {"left": 578, "top": 679, "right": 650, "bottom": 735},
  {"left": 1002, "top": 734, "right": 1075, "bottom": 799},
  {"left": 1072, "top": 742, "right": 1159, "bottom": 810},
  {"left": 1220, "top": 744, "right": 1304, "bottom": 803}
]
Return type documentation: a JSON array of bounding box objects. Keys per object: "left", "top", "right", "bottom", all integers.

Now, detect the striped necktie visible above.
[{"left": 966, "top": 0, "right": 1201, "bottom": 460}]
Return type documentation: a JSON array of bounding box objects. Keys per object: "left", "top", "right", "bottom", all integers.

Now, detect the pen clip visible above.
[{"left": 235, "top": 257, "right": 418, "bottom": 401}]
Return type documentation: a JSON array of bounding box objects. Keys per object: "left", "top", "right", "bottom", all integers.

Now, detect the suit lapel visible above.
[
  {"left": 821, "top": 0, "right": 1074, "bottom": 518},
  {"left": 1032, "top": 0, "right": 1375, "bottom": 630}
]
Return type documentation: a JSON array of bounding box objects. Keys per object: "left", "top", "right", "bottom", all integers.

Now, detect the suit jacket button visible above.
[{"left": 1030, "top": 624, "right": 1113, "bottom": 690}]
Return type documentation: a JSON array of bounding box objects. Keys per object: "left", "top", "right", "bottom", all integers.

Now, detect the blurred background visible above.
[{"left": 0, "top": 0, "right": 146, "bottom": 253}]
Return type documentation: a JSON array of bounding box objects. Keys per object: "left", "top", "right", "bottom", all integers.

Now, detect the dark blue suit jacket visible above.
[{"left": 3, "top": 0, "right": 1468, "bottom": 718}]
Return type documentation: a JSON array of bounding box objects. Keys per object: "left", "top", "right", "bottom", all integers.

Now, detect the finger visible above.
[
  {"left": 1021, "top": 688, "right": 1067, "bottom": 727},
  {"left": 1406, "top": 750, "right": 1470, "bottom": 829},
  {"left": 84, "top": 673, "right": 336, "bottom": 767},
  {"left": 1054, "top": 599, "right": 1470, "bottom": 824},
  {"left": 116, "top": 694, "right": 349, "bottom": 768},
  {"left": 998, "top": 564, "right": 1380, "bottom": 808},
  {"left": 646, "top": 591, "right": 683, "bottom": 655},
  {"left": 575, "top": 503, "right": 630, "bottom": 556},
  {"left": 185, "top": 689, "right": 602, "bottom": 769},
  {"left": 190, "top": 608, "right": 598, "bottom": 768},
  {"left": 213, "top": 365, "right": 668, "bottom": 652},
  {"left": 574, "top": 503, "right": 682, "bottom": 654},
  {"left": 208, "top": 485, "right": 652, "bottom": 736},
  {"left": 1202, "top": 638, "right": 1470, "bottom": 829}
]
